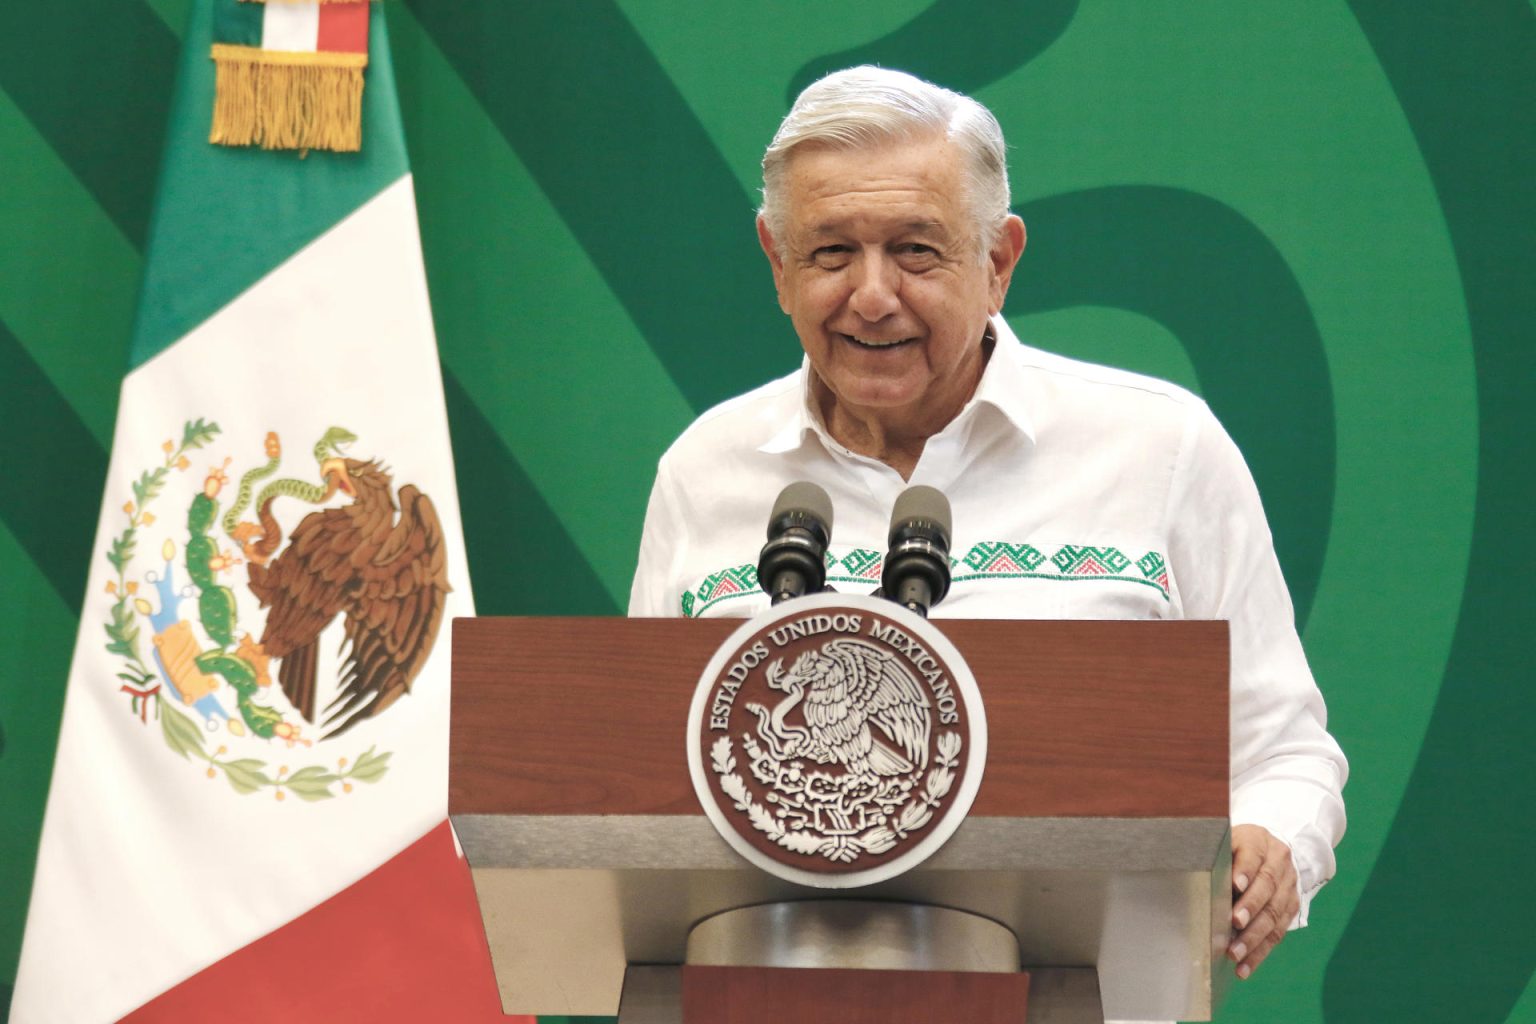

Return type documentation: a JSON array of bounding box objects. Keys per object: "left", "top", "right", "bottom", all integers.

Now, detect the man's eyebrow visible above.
[{"left": 803, "top": 223, "right": 848, "bottom": 240}]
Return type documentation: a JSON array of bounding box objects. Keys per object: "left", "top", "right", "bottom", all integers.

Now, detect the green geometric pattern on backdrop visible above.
[
  {"left": 1323, "top": 3, "right": 1535, "bottom": 1021},
  {"left": 1, "top": 0, "right": 1530, "bottom": 1021}
]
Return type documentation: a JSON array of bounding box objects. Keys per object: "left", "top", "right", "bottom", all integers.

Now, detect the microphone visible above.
[
  {"left": 757, "top": 482, "right": 834, "bottom": 605},
  {"left": 881, "top": 485, "right": 952, "bottom": 617}
]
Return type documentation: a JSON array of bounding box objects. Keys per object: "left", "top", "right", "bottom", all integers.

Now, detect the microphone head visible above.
[
  {"left": 888, "top": 485, "right": 952, "bottom": 548},
  {"left": 760, "top": 481, "right": 834, "bottom": 604},
  {"left": 768, "top": 481, "right": 834, "bottom": 542}
]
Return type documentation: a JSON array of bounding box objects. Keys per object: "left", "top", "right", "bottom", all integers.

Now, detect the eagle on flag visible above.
[{"left": 247, "top": 457, "right": 450, "bottom": 737}]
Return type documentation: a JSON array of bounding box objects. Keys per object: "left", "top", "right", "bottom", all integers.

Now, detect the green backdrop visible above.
[{"left": 1, "top": 2, "right": 1531, "bottom": 1021}]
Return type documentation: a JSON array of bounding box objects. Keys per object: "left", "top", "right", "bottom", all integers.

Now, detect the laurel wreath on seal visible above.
[{"left": 710, "top": 732, "right": 961, "bottom": 863}]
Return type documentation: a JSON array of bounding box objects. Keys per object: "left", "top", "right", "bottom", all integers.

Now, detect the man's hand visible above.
[{"left": 1229, "top": 824, "right": 1298, "bottom": 979}]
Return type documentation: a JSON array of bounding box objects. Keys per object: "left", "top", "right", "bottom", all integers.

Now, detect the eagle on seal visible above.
[
  {"left": 755, "top": 637, "right": 932, "bottom": 777},
  {"left": 246, "top": 457, "right": 449, "bottom": 738}
]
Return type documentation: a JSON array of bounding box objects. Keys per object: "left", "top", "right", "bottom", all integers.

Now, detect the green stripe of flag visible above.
[
  {"left": 212, "top": 0, "right": 262, "bottom": 47},
  {"left": 132, "top": 0, "right": 405, "bottom": 369}
]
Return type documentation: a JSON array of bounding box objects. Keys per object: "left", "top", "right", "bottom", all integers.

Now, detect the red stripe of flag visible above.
[
  {"left": 120, "top": 820, "right": 534, "bottom": 1023},
  {"left": 317, "top": 2, "right": 369, "bottom": 54}
]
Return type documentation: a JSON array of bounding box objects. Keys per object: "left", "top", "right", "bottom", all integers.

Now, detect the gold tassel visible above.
[{"left": 210, "top": 45, "right": 368, "bottom": 152}]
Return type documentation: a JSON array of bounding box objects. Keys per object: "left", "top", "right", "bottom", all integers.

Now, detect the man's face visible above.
[{"left": 758, "top": 135, "right": 1024, "bottom": 434}]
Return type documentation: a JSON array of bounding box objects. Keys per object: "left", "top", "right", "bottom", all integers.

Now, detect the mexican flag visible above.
[{"left": 9, "top": 2, "right": 523, "bottom": 1020}]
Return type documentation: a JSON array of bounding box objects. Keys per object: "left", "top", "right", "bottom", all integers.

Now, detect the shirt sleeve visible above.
[
  {"left": 628, "top": 454, "right": 690, "bottom": 618},
  {"left": 1164, "top": 400, "right": 1348, "bottom": 927}
]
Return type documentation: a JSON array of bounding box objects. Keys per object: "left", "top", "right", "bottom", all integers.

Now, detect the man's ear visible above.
[
  {"left": 757, "top": 215, "right": 791, "bottom": 314},
  {"left": 987, "top": 215, "right": 1027, "bottom": 315}
]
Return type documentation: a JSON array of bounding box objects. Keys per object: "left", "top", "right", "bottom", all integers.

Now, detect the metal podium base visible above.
[
  {"left": 687, "top": 901, "right": 1019, "bottom": 972},
  {"left": 614, "top": 901, "right": 1104, "bottom": 1024}
]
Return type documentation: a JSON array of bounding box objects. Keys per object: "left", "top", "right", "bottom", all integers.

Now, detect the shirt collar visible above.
[
  {"left": 967, "top": 315, "right": 1037, "bottom": 445},
  {"left": 756, "top": 314, "right": 1037, "bottom": 455},
  {"left": 757, "top": 357, "right": 822, "bottom": 455}
]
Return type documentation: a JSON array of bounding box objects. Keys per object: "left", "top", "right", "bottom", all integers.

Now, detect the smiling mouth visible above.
[{"left": 841, "top": 333, "right": 917, "bottom": 349}]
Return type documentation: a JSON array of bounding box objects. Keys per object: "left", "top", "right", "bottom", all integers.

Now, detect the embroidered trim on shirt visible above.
[{"left": 681, "top": 542, "right": 1171, "bottom": 617}]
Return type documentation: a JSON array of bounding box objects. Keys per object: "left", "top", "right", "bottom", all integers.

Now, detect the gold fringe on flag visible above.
[
  {"left": 210, "top": 44, "right": 367, "bottom": 152},
  {"left": 238, "top": 1, "right": 369, "bottom": 5}
]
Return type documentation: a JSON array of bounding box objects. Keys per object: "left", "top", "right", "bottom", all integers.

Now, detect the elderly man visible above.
[{"left": 629, "top": 66, "right": 1346, "bottom": 991}]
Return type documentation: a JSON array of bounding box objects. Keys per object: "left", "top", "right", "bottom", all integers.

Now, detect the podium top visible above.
[{"left": 450, "top": 617, "right": 1228, "bottom": 820}]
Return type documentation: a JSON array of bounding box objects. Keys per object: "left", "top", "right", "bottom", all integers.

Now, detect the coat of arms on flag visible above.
[
  {"left": 106, "top": 418, "right": 448, "bottom": 801},
  {"left": 211, "top": 0, "right": 372, "bottom": 151}
]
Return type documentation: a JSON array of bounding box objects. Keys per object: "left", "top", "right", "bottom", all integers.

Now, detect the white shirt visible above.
[{"left": 629, "top": 318, "right": 1347, "bottom": 922}]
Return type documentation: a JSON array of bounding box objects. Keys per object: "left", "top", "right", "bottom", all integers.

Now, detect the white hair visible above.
[{"left": 760, "top": 66, "right": 1011, "bottom": 259}]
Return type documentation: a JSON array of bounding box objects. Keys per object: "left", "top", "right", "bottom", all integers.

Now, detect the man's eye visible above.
[
  {"left": 896, "top": 244, "right": 940, "bottom": 267},
  {"left": 812, "top": 247, "right": 852, "bottom": 268}
]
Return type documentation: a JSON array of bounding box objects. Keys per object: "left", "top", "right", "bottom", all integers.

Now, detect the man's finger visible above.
[
  {"left": 1236, "top": 930, "right": 1284, "bottom": 979},
  {"left": 1230, "top": 921, "right": 1284, "bottom": 976},
  {"left": 1231, "top": 903, "right": 1282, "bottom": 958},
  {"left": 1233, "top": 862, "right": 1278, "bottom": 930},
  {"left": 1231, "top": 840, "right": 1265, "bottom": 896},
  {"left": 1228, "top": 818, "right": 1304, "bottom": 980},
  {"left": 1236, "top": 857, "right": 1299, "bottom": 933}
]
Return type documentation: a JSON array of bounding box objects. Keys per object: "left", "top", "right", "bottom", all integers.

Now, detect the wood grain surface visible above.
[
  {"left": 449, "top": 617, "right": 1228, "bottom": 819},
  {"left": 680, "top": 964, "right": 1030, "bottom": 1023}
]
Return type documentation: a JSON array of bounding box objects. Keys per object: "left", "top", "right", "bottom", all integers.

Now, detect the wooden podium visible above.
[{"left": 449, "top": 617, "right": 1232, "bottom": 1022}]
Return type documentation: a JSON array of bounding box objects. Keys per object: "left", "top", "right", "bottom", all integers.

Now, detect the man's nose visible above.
[{"left": 847, "top": 251, "right": 901, "bottom": 322}]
